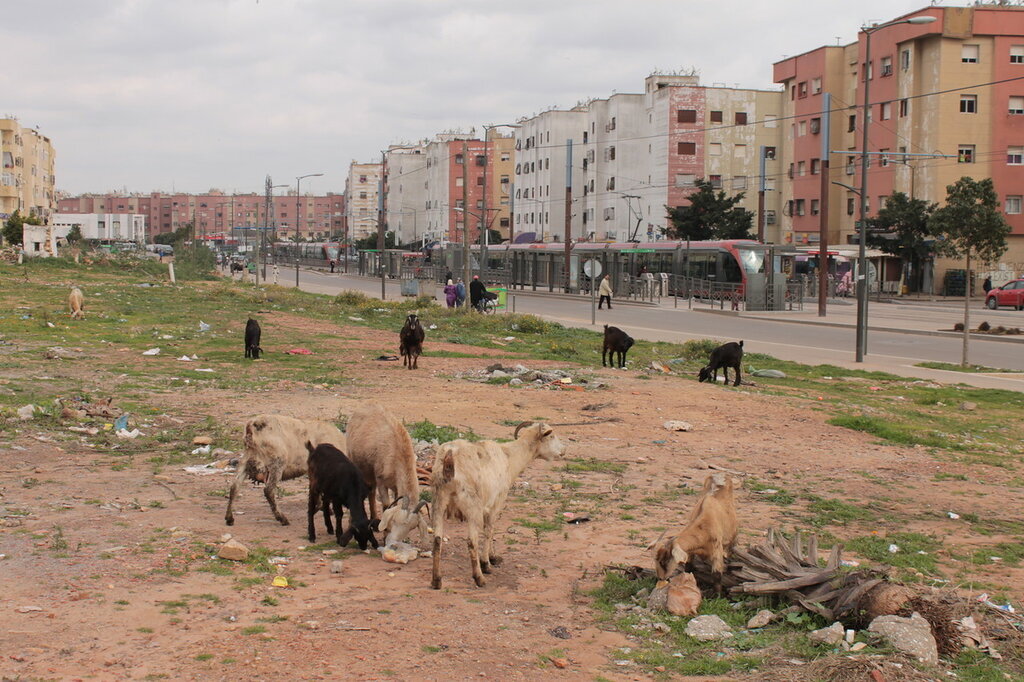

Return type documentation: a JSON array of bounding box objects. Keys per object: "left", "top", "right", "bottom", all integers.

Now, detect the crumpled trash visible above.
[
  {"left": 888, "top": 543, "right": 900, "bottom": 553},
  {"left": 16, "top": 404, "right": 37, "bottom": 420},
  {"left": 285, "top": 348, "right": 312, "bottom": 355},
  {"left": 650, "top": 360, "right": 671, "bottom": 373},
  {"left": 271, "top": 576, "right": 289, "bottom": 588},
  {"left": 194, "top": 368, "right": 214, "bottom": 372},
  {"left": 113, "top": 415, "right": 129, "bottom": 431},
  {"left": 750, "top": 368, "right": 787, "bottom": 378},
  {"left": 381, "top": 542, "right": 419, "bottom": 564},
  {"left": 116, "top": 428, "right": 141, "bottom": 439},
  {"left": 178, "top": 355, "right": 193, "bottom": 362},
  {"left": 142, "top": 348, "right": 160, "bottom": 356},
  {"left": 191, "top": 444, "right": 211, "bottom": 456},
  {"left": 948, "top": 511, "right": 961, "bottom": 519},
  {"left": 428, "top": 324, "right": 437, "bottom": 330},
  {"left": 563, "top": 512, "right": 590, "bottom": 524},
  {"left": 348, "top": 316, "right": 364, "bottom": 322},
  {"left": 198, "top": 321, "right": 211, "bottom": 332},
  {"left": 375, "top": 355, "right": 399, "bottom": 361},
  {"left": 183, "top": 460, "right": 236, "bottom": 475}
]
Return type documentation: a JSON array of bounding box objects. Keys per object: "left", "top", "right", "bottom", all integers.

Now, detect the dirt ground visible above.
[{"left": 2, "top": 313, "right": 1022, "bottom": 681}]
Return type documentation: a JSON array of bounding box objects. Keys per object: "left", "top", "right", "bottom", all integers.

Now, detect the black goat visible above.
[
  {"left": 305, "top": 441, "right": 378, "bottom": 550},
  {"left": 245, "top": 318, "right": 262, "bottom": 359},
  {"left": 602, "top": 325, "right": 635, "bottom": 368},
  {"left": 698, "top": 340, "right": 744, "bottom": 387},
  {"left": 399, "top": 313, "right": 425, "bottom": 370}
]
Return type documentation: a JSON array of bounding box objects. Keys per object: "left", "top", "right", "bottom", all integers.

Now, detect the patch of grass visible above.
[
  {"left": 240, "top": 625, "right": 266, "bottom": 636},
  {"left": 559, "top": 457, "right": 626, "bottom": 474},
  {"left": 971, "top": 541, "right": 1024, "bottom": 567},
  {"left": 421, "top": 645, "right": 442, "bottom": 654},
  {"left": 137, "top": 627, "right": 154, "bottom": 634},
  {"left": 743, "top": 479, "right": 796, "bottom": 506},
  {"left": 846, "top": 532, "right": 940, "bottom": 574},
  {"left": 916, "top": 361, "right": 1016, "bottom": 374},
  {"left": 934, "top": 472, "right": 968, "bottom": 481},
  {"left": 261, "top": 596, "right": 279, "bottom": 606},
  {"left": 194, "top": 653, "right": 213, "bottom": 661},
  {"left": 406, "top": 419, "right": 479, "bottom": 443},
  {"left": 828, "top": 414, "right": 950, "bottom": 449},
  {"left": 803, "top": 496, "right": 873, "bottom": 527},
  {"left": 256, "top": 614, "right": 288, "bottom": 623}
]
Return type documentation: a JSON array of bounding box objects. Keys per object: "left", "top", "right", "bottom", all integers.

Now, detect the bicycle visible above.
[{"left": 479, "top": 296, "right": 498, "bottom": 314}]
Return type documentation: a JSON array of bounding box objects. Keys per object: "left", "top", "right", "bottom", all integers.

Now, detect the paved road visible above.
[{"left": 264, "top": 267, "right": 1024, "bottom": 391}]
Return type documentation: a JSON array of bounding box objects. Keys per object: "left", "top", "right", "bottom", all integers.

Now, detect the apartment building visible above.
[
  {"left": 483, "top": 130, "right": 516, "bottom": 243},
  {"left": 419, "top": 135, "right": 487, "bottom": 245},
  {"left": 344, "top": 162, "right": 382, "bottom": 243},
  {"left": 50, "top": 213, "right": 147, "bottom": 243},
  {"left": 1, "top": 118, "right": 56, "bottom": 223},
  {"left": 774, "top": 5, "right": 1024, "bottom": 268},
  {"left": 382, "top": 145, "right": 428, "bottom": 246},
  {"left": 513, "top": 75, "right": 783, "bottom": 243},
  {"left": 57, "top": 191, "right": 344, "bottom": 241}
]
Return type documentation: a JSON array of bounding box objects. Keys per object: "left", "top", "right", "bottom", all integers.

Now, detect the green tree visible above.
[
  {"left": 663, "top": 180, "right": 754, "bottom": 242},
  {"left": 928, "top": 177, "right": 1011, "bottom": 366},
  {"left": 65, "top": 225, "right": 84, "bottom": 244},
  {"left": 354, "top": 231, "right": 395, "bottom": 250},
  {"left": 2, "top": 210, "right": 42, "bottom": 246},
  {"left": 153, "top": 224, "right": 191, "bottom": 246},
  {"left": 475, "top": 228, "right": 503, "bottom": 246},
  {"left": 866, "top": 192, "right": 936, "bottom": 293}
]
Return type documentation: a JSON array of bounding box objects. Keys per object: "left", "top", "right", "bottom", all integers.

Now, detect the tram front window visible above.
[{"left": 736, "top": 247, "right": 765, "bottom": 275}]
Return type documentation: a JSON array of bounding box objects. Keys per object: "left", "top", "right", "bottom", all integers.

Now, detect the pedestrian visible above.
[
  {"left": 983, "top": 276, "right": 992, "bottom": 294},
  {"left": 330, "top": 259, "right": 335, "bottom": 273},
  {"left": 445, "top": 269, "right": 453, "bottom": 284},
  {"left": 455, "top": 278, "right": 466, "bottom": 307},
  {"left": 598, "top": 274, "right": 613, "bottom": 309},
  {"left": 273, "top": 264, "right": 280, "bottom": 285},
  {"left": 469, "top": 274, "right": 486, "bottom": 312},
  {"left": 444, "top": 279, "right": 457, "bottom": 308}
]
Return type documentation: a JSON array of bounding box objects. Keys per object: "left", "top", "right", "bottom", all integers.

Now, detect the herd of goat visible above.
[{"left": 64, "top": 287, "right": 744, "bottom": 588}]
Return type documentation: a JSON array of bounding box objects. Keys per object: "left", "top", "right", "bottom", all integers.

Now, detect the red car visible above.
[{"left": 986, "top": 278, "right": 1024, "bottom": 310}]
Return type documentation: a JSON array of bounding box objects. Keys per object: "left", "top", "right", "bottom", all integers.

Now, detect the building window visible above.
[
  {"left": 960, "top": 95, "right": 978, "bottom": 113},
  {"left": 1011, "top": 46, "right": 1024, "bottom": 64},
  {"left": 455, "top": 177, "right": 464, "bottom": 187},
  {"left": 474, "top": 155, "right": 485, "bottom": 166},
  {"left": 678, "top": 142, "right": 696, "bottom": 155},
  {"left": 500, "top": 152, "right": 510, "bottom": 161},
  {"left": 901, "top": 49, "right": 911, "bottom": 70},
  {"left": 765, "top": 210, "right": 776, "bottom": 224},
  {"left": 708, "top": 143, "right": 722, "bottom": 156},
  {"left": 710, "top": 110, "right": 723, "bottom": 123},
  {"left": 765, "top": 177, "right": 776, "bottom": 191},
  {"left": 958, "top": 145, "right": 976, "bottom": 163},
  {"left": 881, "top": 102, "right": 892, "bottom": 120},
  {"left": 455, "top": 154, "right": 464, "bottom": 164},
  {"left": 709, "top": 175, "right": 723, "bottom": 189},
  {"left": 476, "top": 176, "right": 484, "bottom": 185},
  {"left": 1010, "top": 96, "right": 1024, "bottom": 114},
  {"left": 962, "top": 44, "right": 979, "bottom": 63},
  {"left": 795, "top": 199, "right": 806, "bottom": 216},
  {"left": 734, "top": 144, "right": 746, "bottom": 158},
  {"left": 735, "top": 112, "right": 748, "bottom": 125},
  {"left": 764, "top": 114, "right": 778, "bottom": 128},
  {"left": 675, "top": 173, "right": 696, "bottom": 187},
  {"left": 848, "top": 114, "right": 856, "bottom": 132},
  {"left": 359, "top": 175, "right": 367, "bottom": 182},
  {"left": 798, "top": 121, "right": 807, "bottom": 136},
  {"left": 846, "top": 155, "right": 856, "bottom": 175},
  {"left": 1007, "top": 196, "right": 1023, "bottom": 214},
  {"left": 811, "top": 199, "right": 820, "bottom": 215},
  {"left": 880, "top": 56, "right": 893, "bottom": 77},
  {"left": 811, "top": 158, "right": 820, "bottom": 175},
  {"left": 1008, "top": 146, "right": 1024, "bottom": 165},
  {"left": 880, "top": 149, "right": 890, "bottom": 167},
  {"left": 798, "top": 82, "right": 808, "bottom": 98},
  {"left": 606, "top": 177, "right": 616, "bottom": 191},
  {"left": 812, "top": 77, "right": 822, "bottom": 94},
  {"left": 810, "top": 117, "right": 821, "bottom": 134},
  {"left": 899, "top": 99, "right": 909, "bottom": 117},
  {"left": 847, "top": 197, "right": 856, "bottom": 215},
  {"left": 733, "top": 176, "right": 747, "bottom": 190}
]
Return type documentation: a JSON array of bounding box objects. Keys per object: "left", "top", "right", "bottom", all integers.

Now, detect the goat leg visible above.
[
  {"left": 430, "top": 514, "right": 445, "bottom": 590},
  {"left": 466, "top": 512, "right": 486, "bottom": 587},
  {"left": 263, "top": 465, "right": 289, "bottom": 526},
  {"left": 307, "top": 486, "right": 319, "bottom": 542},
  {"left": 224, "top": 460, "right": 248, "bottom": 526},
  {"left": 733, "top": 364, "right": 742, "bottom": 387},
  {"left": 322, "top": 495, "right": 335, "bottom": 536}
]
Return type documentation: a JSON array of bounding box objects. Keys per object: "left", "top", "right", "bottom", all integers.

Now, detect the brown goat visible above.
[{"left": 652, "top": 474, "right": 737, "bottom": 592}]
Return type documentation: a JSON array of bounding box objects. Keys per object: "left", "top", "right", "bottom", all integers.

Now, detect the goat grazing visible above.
[
  {"left": 306, "top": 441, "right": 378, "bottom": 549},
  {"left": 68, "top": 287, "right": 85, "bottom": 320},
  {"left": 430, "top": 422, "right": 566, "bottom": 589},
  {"left": 346, "top": 402, "right": 428, "bottom": 545},
  {"left": 399, "top": 313, "right": 425, "bottom": 370},
  {"left": 698, "top": 340, "right": 743, "bottom": 386},
  {"left": 225, "top": 414, "right": 345, "bottom": 526},
  {"left": 245, "top": 318, "right": 262, "bottom": 359},
  {"left": 602, "top": 325, "right": 634, "bottom": 368},
  {"left": 652, "top": 474, "right": 737, "bottom": 592}
]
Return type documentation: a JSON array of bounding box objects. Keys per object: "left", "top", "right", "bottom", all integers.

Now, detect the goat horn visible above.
[
  {"left": 413, "top": 500, "right": 428, "bottom": 513},
  {"left": 384, "top": 496, "right": 404, "bottom": 511},
  {"left": 646, "top": 527, "right": 671, "bottom": 552},
  {"left": 513, "top": 421, "right": 535, "bottom": 439}
]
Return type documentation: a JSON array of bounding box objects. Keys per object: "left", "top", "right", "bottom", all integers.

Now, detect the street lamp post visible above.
[
  {"left": 480, "top": 123, "right": 520, "bottom": 280},
  {"left": 855, "top": 14, "right": 936, "bottom": 362},
  {"left": 295, "top": 173, "right": 323, "bottom": 245}
]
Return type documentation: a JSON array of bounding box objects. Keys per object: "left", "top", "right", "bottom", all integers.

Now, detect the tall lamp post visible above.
[
  {"left": 855, "top": 14, "right": 936, "bottom": 362},
  {"left": 295, "top": 173, "right": 323, "bottom": 245},
  {"left": 480, "top": 123, "right": 520, "bottom": 279},
  {"left": 379, "top": 145, "right": 421, "bottom": 300}
]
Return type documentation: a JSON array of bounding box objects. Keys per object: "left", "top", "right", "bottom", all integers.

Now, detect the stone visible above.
[
  {"left": 666, "top": 572, "right": 701, "bottom": 616},
  {"left": 664, "top": 420, "right": 693, "bottom": 432},
  {"left": 959, "top": 401, "right": 977, "bottom": 411},
  {"left": 16, "top": 404, "right": 37, "bottom": 420},
  {"left": 512, "top": 364, "right": 530, "bottom": 375},
  {"left": 381, "top": 542, "right": 419, "bottom": 564},
  {"left": 747, "top": 609, "right": 775, "bottom": 629},
  {"left": 684, "top": 615, "right": 733, "bottom": 641},
  {"left": 549, "top": 626, "right": 571, "bottom": 640},
  {"left": 192, "top": 436, "right": 213, "bottom": 445},
  {"left": 508, "top": 378, "right": 523, "bottom": 386},
  {"left": 809, "top": 622, "right": 845, "bottom": 646},
  {"left": 850, "top": 641, "right": 867, "bottom": 651},
  {"left": 219, "top": 533, "right": 232, "bottom": 543},
  {"left": 647, "top": 581, "right": 669, "bottom": 611},
  {"left": 550, "top": 657, "right": 568, "bottom": 669},
  {"left": 217, "top": 538, "right": 249, "bottom": 561},
  {"left": 330, "top": 560, "right": 344, "bottom": 574},
  {"left": 16, "top": 606, "right": 43, "bottom": 613},
  {"left": 868, "top": 613, "right": 938, "bottom": 665}
]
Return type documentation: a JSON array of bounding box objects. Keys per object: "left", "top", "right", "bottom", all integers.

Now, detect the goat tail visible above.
[
  {"left": 304, "top": 440, "right": 315, "bottom": 455},
  {"left": 738, "top": 340, "right": 744, "bottom": 348},
  {"left": 440, "top": 450, "right": 455, "bottom": 485}
]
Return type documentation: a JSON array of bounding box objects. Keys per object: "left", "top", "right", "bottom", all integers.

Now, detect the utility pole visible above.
[
  {"left": 378, "top": 152, "right": 387, "bottom": 300},
  {"left": 461, "top": 139, "right": 471, "bottom": 300},
  {"left": 480, "top": 132, "right": 488, "bottom": 279},
  {"left": 563, "top": 139, "right": 573, "bottom": 292},
  {"left": 757, "top": 146, "right": 766, "bottom": 243},
  {"left": 818, "top": 93, "right": 832, "bottom": 318}
]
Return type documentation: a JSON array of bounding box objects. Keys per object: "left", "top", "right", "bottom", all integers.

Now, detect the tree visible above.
[
  {"left": 65, "top": 225, "right": 83, "bottom": 244},
  {"left": 354, "top": 231, "right": 395, "bottom": 250},
  {"left": 475, "top": 228, "right": 503, "bottom": 246},
  {"left": 663, "top": 180, "right": 754, "bottom": 242},
  {"left": 2, "top": 210, "right": 42, "bottom": 246},
  {"left": 928, "top": 177, "right": 1011, "bottom": 366},
  {"left": 153, "top": 224, "right": 191, "bottom": 246},
  {"left": 866, "top": 192, "right": 936, "bottom": 293}
]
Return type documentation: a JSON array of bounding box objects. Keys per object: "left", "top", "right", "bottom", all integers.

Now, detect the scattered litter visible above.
[
  {"left": 178, "top": 355, "right": 193, "bottom": 362},
  {"left": 115, "top": 428, "right": 141, "bottom": 439},
  {"left": 268, "top": 556, "right": 289, "bottom": 566},
  {"left": 16, "top": 606, "right": 43, "bottom": 613},
  {"left": 840, "top": 559, "right": 860, "bottom": 567},
  {"left": 285, "top": 348, "right": 312, "bottom": 355},
  {"left": 754, "top": 488, "right": 779, "bottom": 495},
  {"left": 348, "top": 316, "right": 364, "bottom": 322},
  {"left": 888, "top": 544, "right": 900, "bottom": 553},
  {"left": 68, "top": 426, "right": 99, "bottom": 435},
  {"left": 16, "top": 404, "right": 37, "bottom": 420},
  {"left": 375, "top": 355, "right": 399, "bottom": 361},
  {"left": 183, "top": 461, "right": 236, "bottom": 475},
  {"left": 46, "top": 321, "right": 55, "bottom": 328},
  {"left": 160, "top": 335, "right": 173, "bottom": 340},
  {"left": 750, "top": 368, "right": 787, "bottom": 378},
  {"left": 194, "top": 368, "right": 214, "bottom": 372},
  {"left": 663, "top": 420, "right": 693, "bottom": 432},
  {"left": 869, "top": 386, "right": 882, "bottom": 391},
  {"left": 503, "top": 336, "right": 515, "bottom": 341},
  {"left": 198, "top": 321, "right": 211, "bottom": 332},
  {"left": 142, "top": 348, "right": 160, "bottom": 356},
  {"left": 271, "top": 576, "right": 289, "bottom": 588},
  {"left": 650, "top": 360, "right": 671, "bottom": 373},
  {"left": 428, "top": 324, "right": 437, "bottom": 330},
  {"left": 381, "top": 542, "right": 419, "bottom": 564},
  {"left": 113, "top": 415, "right": 129, "bottom": 431},
  {"left": 652, "top": 440, "right": 667, "bottom": 445},
  {"left": 947, "top": 511, "right": 961, "bottom": 519},
  {"left": 990, "top": 557, "right": 1003, "bottom": 562},
  {"left": 191, "top": 444, "right": 211, "bottom": 456}
]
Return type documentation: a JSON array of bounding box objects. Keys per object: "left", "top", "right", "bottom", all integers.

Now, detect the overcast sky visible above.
[{"left": 3, "top": 0, "right": 935, "bottom": 196}]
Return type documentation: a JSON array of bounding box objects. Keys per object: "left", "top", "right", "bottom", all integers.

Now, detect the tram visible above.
[{"left": 272, "top": 241, "right": 342, "bottom": 266}]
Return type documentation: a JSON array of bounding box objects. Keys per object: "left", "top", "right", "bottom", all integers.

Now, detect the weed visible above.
[
  {"left": 241, "top": 625, "right": 266, "bottom": 635},
  {"left": 261, "top": 596, "right": 279, "bottom": 606},
  {"left": 559, "top": 457, "right": 626, "bottom": 474},
  {"left": 803, "top": 496, "right": 872, "bottom": 527},
  {"left": 846, "top": 533, "right": 940, "bottom": 574},
  {"left": 194, "top": 653, "right": 213, "bottom": 661},
  {"left": 406, "top": 419, "right": 479, "bottom": 443}
]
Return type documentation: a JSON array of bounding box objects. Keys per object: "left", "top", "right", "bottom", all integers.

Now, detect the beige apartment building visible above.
[
  {"left": 345, "top": 162, "right": 382, "bottom": 243},
  {"left": 1, "top": 118, "right": 56, "bottom": 224}
]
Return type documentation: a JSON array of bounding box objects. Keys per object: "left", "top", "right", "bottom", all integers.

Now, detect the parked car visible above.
[{"left": 986, "top": 278, "right": 1024, "bottom": 310}]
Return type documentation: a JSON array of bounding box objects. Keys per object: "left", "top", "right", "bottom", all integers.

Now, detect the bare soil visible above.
[{"left": 2, "top": 314, "right": 1022, "bottom": 681}]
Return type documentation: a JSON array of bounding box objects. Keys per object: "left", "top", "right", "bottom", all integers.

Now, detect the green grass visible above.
[
  {"left": 846, "top": 532, "right": 940, "bottom": 574},
  {"left": 406, "top": 419, "right": 480, "bottom": 443},
  {"left": 559, "top": 457, "right": 626, "bottom": 474},
  {"left": 916, "top": 361, "right": 1018, "bottom": 374},
  {"left": 827, "top": 414, "right": 951, "bottom": 449},
  {"left": 240, "top": 625, "right": 266, "bottom": 636},
  {"left": 803, "top": 496, "right": 873, "bottom": 527}
]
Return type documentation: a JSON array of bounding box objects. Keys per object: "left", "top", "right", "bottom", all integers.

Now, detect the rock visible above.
[
  {"left": 489, "top": 370, "right": 508, "bottom": 378},
  {"left": 192, "top": 436, "right": 213, "bottom": 445},
  {"left": 508, "top": 378, "right": 523, "bottom": 386},
  {"left": 652, "top": 622, "right": 671, "bottom": 634},
  {"left": 16, "top": 606, "right": 43, "bottom": 613},
  {"left": 16, "top": 404, "right": 37, "bottom": 420},
  {"left": 217, "top": 538, "right": 249, "bottom": 561},
  {"left": 684, "top": 615, "right": 733, "bottom": 641},
  {"left": 549, "top": 626, "right": 571, "bottom": 640},
  {"left": 330, "top": 560, "right": 344, "bottom": 574},
  {"left": 648, "top": 581, "right": 669, "bottom": 611},
  {"left": 512, "top": 364, "right": 529, "bottom": 375},
  {"left": 381, "top": 542, "right": 419, "bottom": 564},
  {"left": 550, "top": 657, "right": 569, "bottom": 669},
  {"left": 850, "top": 641, "right": 867, "bottom": 651},
  {"left": 809, "top": 622, "right": 845, "bottom": 646},
  {"left": 485, "top": 363, "right": 506, "bottom": 372},
  {"left": 219, "top": 533, "right": 232, "bottom": 543},
  {"left": 959, "top": 401, "right": 977, "bottom": 411},
  {"left": 666, "top": 572, "right": 702, "bottom": 616},
  {"left": 747, "top": 609, "right": 775, "bottom": 629},
  {"left": 868, "top": 613, "right": 938, "bottom": 665},
  {"left": 663, "top": 420, "right": 693, "bottom": 432}
]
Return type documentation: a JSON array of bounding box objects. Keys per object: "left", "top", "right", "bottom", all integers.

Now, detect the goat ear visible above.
[
  {"left": 540, "top": 428, "right": 553, "bottom": 439},
  {"left": 671, "top": 544, "right": 689, "bottom": 567}
]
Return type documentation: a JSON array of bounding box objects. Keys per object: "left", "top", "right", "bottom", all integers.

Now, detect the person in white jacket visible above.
[{"left": 598, "top": 275, "right": 613, "bottom": 309}]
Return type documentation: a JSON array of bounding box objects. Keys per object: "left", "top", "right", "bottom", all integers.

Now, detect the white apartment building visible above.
[
  {"left": 513, "top": 110, "right": 585, "bottom": 243},
  {"left": 50, "top": 213, "right": 147, "bottom": 242},
  {"left": 344, "top": 162, "right": 382, "bottom": 242},
  {"left": 383, "top": 144, "right": 428, "bottom": 246}
]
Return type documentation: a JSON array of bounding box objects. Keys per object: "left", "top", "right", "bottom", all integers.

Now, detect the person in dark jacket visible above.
[
  {"left": 983, "top": 276, "right": 992, "bottom": 294},
  {"left": 455, "top": 278, "right": 466, "bottom": 307},
  {"left": 469, "top": 275, "right": 487, "bottom": 311}
]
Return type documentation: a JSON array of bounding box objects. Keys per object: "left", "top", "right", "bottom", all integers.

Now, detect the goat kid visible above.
[
  {"left": 399, "top": 313, "right": 425, "bottom": 370},
  {"left": 652, "top": 474, "right": 737, "bottom": 593},
  {"left": 68, "top": 287, "right": 85, "bottom": 320},
  {"left": 245, "top": 318, "right": 262, "bottom": 359},
  {"left": 430, "top": 421, "right": 565, "bottom": 589},
  {"left": 306, "top": 441, "right": 378, "bottom": 549},
  {"left": 602, "top": 325, "right": 634, "bottom": 369},
  {"left": 698, "top": 340, "right": 743, "bottom": 387}
]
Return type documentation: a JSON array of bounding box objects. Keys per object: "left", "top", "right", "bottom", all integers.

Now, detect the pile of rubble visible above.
[{"left": 456, "top": 363, "right": 606, "bottom": 390}]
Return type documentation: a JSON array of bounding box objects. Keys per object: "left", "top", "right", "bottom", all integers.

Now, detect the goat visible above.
[
  {"left": 602, "top": 325, "right": 634, "bottom": 369},
  {"left": 430, "top": 422, "right": 566, "bottom": 589},
  {"left": 698, "top": 340, "right": 743, "bottom": 387},
  {"left": 652, "top": 474, "right": 737, "bottom": 593},
  {"left": 68, "top": 287, "right": 85, "bottom": 320},
  {"left": 346, "top": 402, "right": 428, "bottom": 545},
  {"left": 225, "top": 414, "right": 345, "bottom": 526},
  {"left": 245, "top": 318, "right": 262, "bottom": 359},
  {"left": 306, "top": 441, "right": 378, "bottom": 550},
  {"left": 399, "top": 313, "right": 425, "bottom": 370}
]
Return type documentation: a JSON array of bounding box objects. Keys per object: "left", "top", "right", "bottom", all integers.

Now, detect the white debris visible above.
[
  {"left": 142, "top": 348, "right": 160, "bottom": 356},
  {"left": 115, "top": 428, "right": 141, "bottom": 439}
]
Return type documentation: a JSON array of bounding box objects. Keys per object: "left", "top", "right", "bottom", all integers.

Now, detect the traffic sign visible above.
[{"left": 583, "top": 259, "right": 602, "bottom": 278}]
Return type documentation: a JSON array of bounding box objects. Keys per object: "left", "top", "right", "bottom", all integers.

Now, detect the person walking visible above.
[
  {"left": 455, "top": 278, "right": 466, "bottom": 307},
  {"left": 983, "top": 276, "right": 992, "bottom": 294},
  {"left": 598, "top": 274, "right": 613, "bottom": 309},
  {"left": 469, "top": 275, "right": 487, "bottom": 312},
  {"left": 443, "top": 279, "right": 457, "bottom": 308}
]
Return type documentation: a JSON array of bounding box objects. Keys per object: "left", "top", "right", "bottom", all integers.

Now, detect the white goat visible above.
[
  {"left": 345, "top": 402, "right": 428, "bottom": 545},
  {"left": 430, "top": 421, "right": 565, "bottom": 589},
  {"left": 225, "top": 414, "right": 345, "bottom": 526},
  {"left": 68, "top": 287, "right": 85, "bottom": 319}
]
